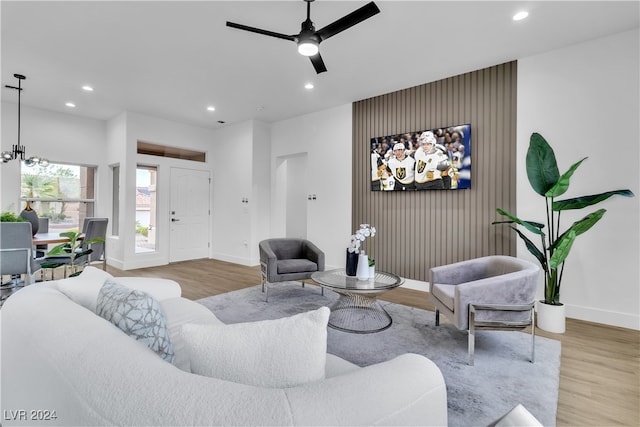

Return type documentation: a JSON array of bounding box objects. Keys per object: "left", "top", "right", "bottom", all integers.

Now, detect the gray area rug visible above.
[{"left": 197, "top": 282, "right": 561, "bottom": 426}]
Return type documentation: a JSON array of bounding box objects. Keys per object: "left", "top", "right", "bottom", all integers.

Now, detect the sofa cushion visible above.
[
  {"left": 96, "top": 279, "right": 174, "bottom": 363},
  {"left": 160, "top": 297, "right": 223, "bottom": 372},
  {"left": 277, "top": 259, "right": 318, "bottom": 274},
  {"left": 181, "top": 306, "right": 329, "bottom": 388},
  {"left": 114, "top": 277, "right": 182, "bottom": 301},
  {"left": 432, "top": 283, "right": 456, "bottom": 311},
  {"left": 55, "top": 266, "right": 114, "bottom": 312}
]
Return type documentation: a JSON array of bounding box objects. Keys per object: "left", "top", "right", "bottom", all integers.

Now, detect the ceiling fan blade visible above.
[
  {"left": 316, "top": 1, "right": 380, "bottom": 41},
  {"left": 309, "top": 52, "right": 328, "bottom": 74},
  {"left": 226, "top": 21, "right": 295, "bottom": 42}
]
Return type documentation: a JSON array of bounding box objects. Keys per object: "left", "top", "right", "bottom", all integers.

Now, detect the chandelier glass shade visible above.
[{"left": 2, "top": 74, "right": 48, "bottom": 167}]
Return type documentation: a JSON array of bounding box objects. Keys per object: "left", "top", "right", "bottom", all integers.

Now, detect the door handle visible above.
[{"left": 171, "top": 218, "right": 180, "bottom": 222}]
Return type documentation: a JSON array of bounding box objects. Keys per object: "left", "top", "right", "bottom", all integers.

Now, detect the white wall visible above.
[
  {"left": 270, "top": 104, "right": 352, "bottom": 269},
  {"left": 210, "top": 120, "right": 255, "bottom": 265},
  {"left": 120, "top": 112, "right": 216, "bottom": 270},
  {"left": 3, "top": 29, "right": 637, "bottom": 330},
  {"left": 105, "top": 112, "right": 127, "bottom": 264},
  {"left": 1, "top": 103, "right": 107, "bottom": 213},
  {"left": 250, "top": 121, "right": 271, "bottom": 264},
  {"left": 518, "top": 29, "right": 640, "bottom": 330}
]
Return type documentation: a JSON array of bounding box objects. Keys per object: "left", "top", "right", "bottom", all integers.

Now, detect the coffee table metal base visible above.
[{"left": 328, "top": 291, "right": 392, "bottom": 334}]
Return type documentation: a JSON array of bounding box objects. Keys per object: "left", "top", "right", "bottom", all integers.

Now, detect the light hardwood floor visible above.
[{"left": 106, "top": 258, "right": 639, "bottom": 426}]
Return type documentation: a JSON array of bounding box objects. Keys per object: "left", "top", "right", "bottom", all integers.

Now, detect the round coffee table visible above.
[{"left": 311, "top": 268, "right": 404, "bottom": 334}]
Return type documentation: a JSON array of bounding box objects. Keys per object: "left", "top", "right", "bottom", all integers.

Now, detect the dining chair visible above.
[
  {"left": 78, "top": 218, "right": 108, "bottom": 270},
  {"left": 35, "top": 217, "right": 50, "bottom": 258},
  {"left": 1, "top": 222, "right": 40, "bottom": 300},
  {"left": 40, "top": 218, "right": 109, "bottom": 279}
]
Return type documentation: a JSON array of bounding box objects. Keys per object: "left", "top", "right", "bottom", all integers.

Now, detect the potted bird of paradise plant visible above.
[{"left": 493, "top": 132, "right": 634, "bottom": 333}]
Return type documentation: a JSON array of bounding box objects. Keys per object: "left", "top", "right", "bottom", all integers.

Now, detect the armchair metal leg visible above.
[
  {"left": 468, "top": 303, "right": 535, "bottom": 366},
  {"left": 531, "top": 308, "right": 536, "bottom": 363},
  {"left": 435, "top": 309, "right": 440, "bottom": 326},
  {"left": 468, "top": 309, "right": 476, "bottom": 366},
  {"left": 260, "top": 261, "right": 268, "bottom": 301}
]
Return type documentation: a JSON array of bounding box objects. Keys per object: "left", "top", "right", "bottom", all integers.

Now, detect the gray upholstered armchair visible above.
[
  {"left": 258, "top": 238, "right": 325, "bottom": 301},
  {"left": 429, "top": 255, "right": 540, "bottom": 365}
]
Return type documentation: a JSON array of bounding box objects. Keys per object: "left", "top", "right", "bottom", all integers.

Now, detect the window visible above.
[
  {"left": 20, "top": 162, "right": 96, "bottom": 233},
  {"left": 111, "top": 165, "right": 120, "bottom": 236},
  {"left": 136, "top": 165, "right": 157, "bottom": 253}
]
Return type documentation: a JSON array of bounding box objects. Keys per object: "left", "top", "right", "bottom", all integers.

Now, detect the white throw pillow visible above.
[
  {"left": 55, "top": 266, "right": 114, "bottom": 312},
  {"left": 160, "top": 297, "right": 223, "bottom": 372},
  {"left": 181, "top": 307, "right": 330, "bottom": 388}
]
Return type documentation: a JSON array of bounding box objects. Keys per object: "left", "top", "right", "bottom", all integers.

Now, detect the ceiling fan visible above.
[{"left": 226, "top": 0, "right": 380, "bottom": 74}]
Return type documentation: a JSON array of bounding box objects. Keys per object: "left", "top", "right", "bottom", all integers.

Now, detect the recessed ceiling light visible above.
[
  {"left": 513, "top": 11, "right": 529, "bottom": 21},
  {"left": 65, "top": 102, "right": 76, "bottom": 108},
  {"left": 305, "top": 83, "right": 314, "bottom": 90},
  {"left": 82, "top": 85, "right": 94, "bottom": 92},
  {"left": 207, "top": 106, "right": 216, "bottom": 112}
]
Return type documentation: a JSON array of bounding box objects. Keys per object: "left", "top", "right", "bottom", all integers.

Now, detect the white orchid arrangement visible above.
[{"left": 348, "top": 224, "right": 377, "bottom": 266}]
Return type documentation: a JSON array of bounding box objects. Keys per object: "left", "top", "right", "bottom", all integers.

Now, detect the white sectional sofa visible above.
[{"left": 1, "top": 267, "right": 448, "bottom": 426}]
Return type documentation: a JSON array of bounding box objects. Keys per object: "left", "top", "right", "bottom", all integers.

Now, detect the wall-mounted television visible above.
[{"left": 370, "top": 123, "right": 471, "bottom": 191}]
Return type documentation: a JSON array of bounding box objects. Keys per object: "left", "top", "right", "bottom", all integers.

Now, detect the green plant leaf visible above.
[
  {"left": 0, "top": 211, "right": 26, "bottom": 222},
  {"left": 553, "top": 189, "right": 635, "bottom": 211},
  {"left": 39, "top": 261, "right": 67, "bottom": 269},
  {"left": 510, "top": 226, "right": 547, "bottom": 271},
  {"left": 551, "top": 209, "right": 606, "bottom": 250},
  {"left": 545, "top": 157, "right": 587, "bottom": 198},
  {"left": 526, "top": 133, "right": 559, "bottom": 196},
  {"left": 73, "top": 249, "right": 93, "bottom": 260},
  {"left": 495, "top": 208, "right": 545, "bottom": 235},
  {"left": 550, "top": 230, "right": 576, "bottom": 269},
  {"left": 46, "top": 243, "right": 70, "bottom": 256},
  {"left": 59, "top": 231, "right": 77, "bottom": 239},
  {"left": 85, "top": 237, "right": 105, "bottom": 245}
]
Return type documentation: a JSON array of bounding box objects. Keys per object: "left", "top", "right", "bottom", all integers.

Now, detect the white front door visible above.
[{"left": 169, "top": 167, "right": 210, "bottom": 262}]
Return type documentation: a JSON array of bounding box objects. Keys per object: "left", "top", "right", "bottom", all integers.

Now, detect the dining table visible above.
[{"left": 32, "top": 233, "right": 82, "bottom": 245}]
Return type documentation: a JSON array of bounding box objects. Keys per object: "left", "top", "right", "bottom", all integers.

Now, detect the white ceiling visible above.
[{"left": 2, "top": 1, "right": 638, "bottom": 129}]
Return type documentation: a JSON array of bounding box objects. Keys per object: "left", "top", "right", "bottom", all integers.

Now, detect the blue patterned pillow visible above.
[{"left": 96, "top": 279, "right": 174, "bottom": 363}]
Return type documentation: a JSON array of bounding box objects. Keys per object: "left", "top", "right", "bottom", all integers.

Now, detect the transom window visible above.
[{"left": 20, "top": 162, "right": 96, "bottom": 233}]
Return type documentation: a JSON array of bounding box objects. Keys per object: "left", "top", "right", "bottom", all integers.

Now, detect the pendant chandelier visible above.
[{"left": 2, "top": 73, "right": 48, "bottom": 167}]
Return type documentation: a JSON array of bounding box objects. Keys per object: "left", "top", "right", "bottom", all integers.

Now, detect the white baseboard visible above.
[
  {"left": 395, "top": 278, "right": 639, "bottom": 331},
  {"left": 565, "top": 304, "right": 640, "bottom": 331},
  {"left": 211, "top": 253, "right": 254, "bottom": 267},
  {"left": 400, "top": 277, "right": 429, "bottom": 292}
]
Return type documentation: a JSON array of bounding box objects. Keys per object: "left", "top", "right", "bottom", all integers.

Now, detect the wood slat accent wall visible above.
[{"left": 352, "top": 62, "right": 517, "bottom": 282}]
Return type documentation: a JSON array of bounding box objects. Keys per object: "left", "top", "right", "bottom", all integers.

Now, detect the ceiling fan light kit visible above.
[
  {"left": 298, "top": 39, "right": 319, "bottom": 57},
  {"left": 227, "top": 0, "right": 380, "bottom": 74}
]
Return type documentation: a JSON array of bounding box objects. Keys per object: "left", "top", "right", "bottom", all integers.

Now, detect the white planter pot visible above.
[{"left": 536, "top": 301, "right": 566, "bottom": 334}]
